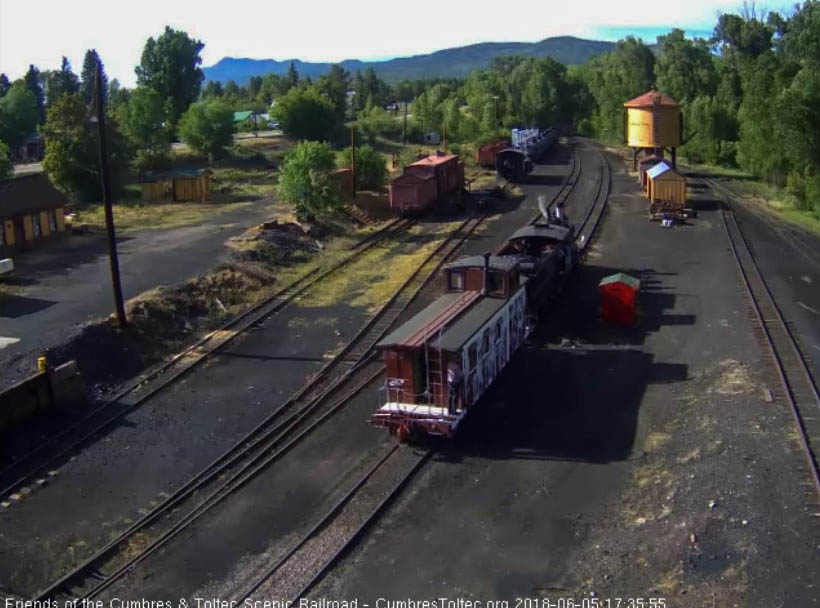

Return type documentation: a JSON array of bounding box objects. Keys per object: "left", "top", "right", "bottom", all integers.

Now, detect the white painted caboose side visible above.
[{"left": 375, "top": 286, "right": 529, "bottom": 435}]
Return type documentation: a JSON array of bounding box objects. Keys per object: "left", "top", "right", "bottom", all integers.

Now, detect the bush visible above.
[
  {"left": 0, "top": 140, "right": 12, "bottom": 181},
  {"left": 340, "top": 145, "right": 386, "bottom": 191},
  {"left": 276, "top": 141, "right": 341, "bottom": 222},
  {"left": 178, "top": 101, "right": 235, "bottom": 161},
  {"left": 271, "top": 86, "right": 339, "bottom": 141}
]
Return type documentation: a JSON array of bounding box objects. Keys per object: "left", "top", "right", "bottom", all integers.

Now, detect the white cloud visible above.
[{"left": 0, "top": 0, "right": 743, "bottom": 86}]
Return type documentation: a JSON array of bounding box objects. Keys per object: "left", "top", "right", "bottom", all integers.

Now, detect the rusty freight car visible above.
[
  {"left": 476, "top": 140, "right": 510, "bottom": 167},
  {"left": 388, "top": 152, "right": 464, "bottom": 214}
]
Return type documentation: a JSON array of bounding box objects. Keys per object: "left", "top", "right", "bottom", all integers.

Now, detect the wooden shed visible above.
[
  {"left": 140, "top": 169, "right": 213, "bottom": 203},
  {"left": 332, "top": 167, "right": 355, "bottom": 198},
  {"left": 646, "top": 162, "right": 686, "bottom": 216},
  {"left": 0, "top": 173, "right": 67, "bottom": 254},
  {"left": 638, "top": 155, "right": 663, "bottom": 192}
]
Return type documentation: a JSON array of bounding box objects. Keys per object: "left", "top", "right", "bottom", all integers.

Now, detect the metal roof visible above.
[
  {"left": 623, "top": 91, "right": 680, "bottom": 108},
  {"left": 233, "top": 110, "right": 255, "bottom": 122},
  {"left": 646, "top": 162, "right": 674, "bottom": 180},
  {"left": 391, "top": 171, "right": 435, "bottom": 185},
  {"left": 599, "top": 273, "right": 640, "bottom": 289},
  {"left": 409, "top": 153, "right": 459, "bottom": 168},
  {"left": 0, "top": 173, "right": 67, "bottom": 216},
  {"left": 430, "top": 295, "right": 509, "bottom": 352},
  {"left": 377, "top": 291, "right": 479, "bottom": 348},
  {"left": 508, "top": 223, "right": 570, "bottom": 242},
  {"left": 139, "top": 169, "right": 213, "bottom": 183},
  {"left": 444, "top": 255, "right": 519, "bottom": 271}
]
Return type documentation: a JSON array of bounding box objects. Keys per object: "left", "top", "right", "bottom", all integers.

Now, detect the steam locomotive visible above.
[{"left": 496, "top": 128, "right": 557, "bottom": 182}]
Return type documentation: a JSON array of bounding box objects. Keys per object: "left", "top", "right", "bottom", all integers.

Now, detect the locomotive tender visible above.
[
  {"left": 371, "top": 216, "right": 578, "bottom": 440},
  {"left": 495, "top": 127, "right": 557, "bottom": 182}
]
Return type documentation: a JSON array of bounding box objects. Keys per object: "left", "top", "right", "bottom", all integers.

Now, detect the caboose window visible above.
[{"left": 448, "top": 271, "right": 465, "bottom": 291}]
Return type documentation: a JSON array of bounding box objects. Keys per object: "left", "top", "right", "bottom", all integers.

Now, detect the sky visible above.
[{"left": 0, "top": 0, "right": 765, "bottom": 86}]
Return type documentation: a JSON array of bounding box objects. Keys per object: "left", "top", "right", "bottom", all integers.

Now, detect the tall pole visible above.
[
  {"left": 95, "top": 59, "right": 127, "bottom": 327},
  {"left": 442, "top": 121, "right": 446, "bottom": 153},
  {"left": 350, "top": 126, "right": 356, "bottom": 196},
  {"left": 402, "top": 101, "right": 408, "bottom": 145}
]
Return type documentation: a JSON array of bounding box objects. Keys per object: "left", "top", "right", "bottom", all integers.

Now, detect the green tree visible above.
[
  {"left": 277, "top": 141, "right": 340, "bottom": 221},
  {"left": 286, "top": 62, "right": 299, "bottom": 89},
  {"left": 0, "top": 81, "right": 40, "bottom": 148},
  {"left": 80, "top": 49, "right": 105, "bottom": 106},
  {"left": 655, "top": 29, "right": 717, "bottom": 103},
  {"left": 202, "top": 80, "right": 224, "bottom": 99},
  {"left": 317, "top": 64, "right": 350, "bottom": 120},
  {"left": 136, "top": 27, "right": 205, "bottom": 135},
  {"left": 117, "top": 87, "right": 171, "bottom": 169},
  {"left": 45, "top": 57, "right": 80, "bottom": 108},
  {"left": 342, "top": 144, "right": 386, "bottom": 190},
  {"left": 0, "top": 140, "right": 12, "bottom": 181},
  {"left": 108, "top": 79, "right": 131, "bottom": 110},
  {"left": 41, "top": 92, "right": 130, "bottom": 200},
  {"left": 0, "top": 74, "right": 10, "bottom": 98},
  {"left": 24, "top": 65, "right": 45, "bottom": 124},
  {"left": 271, "top": 86, "right": 338, "bottom": 141},
  {"left": 178, "top": 100, "right": 235, "bottom": 161},
  {"left": 248, "top": 75, "right": 263, "bottom": 98}
]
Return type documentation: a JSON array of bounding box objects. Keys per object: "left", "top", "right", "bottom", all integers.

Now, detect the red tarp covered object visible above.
[{"left": 599, "top": 273, "right": 640, "bottom": 325}]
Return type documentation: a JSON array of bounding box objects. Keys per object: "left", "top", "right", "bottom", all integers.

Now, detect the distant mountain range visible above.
[{"left": 203, "top": 36, "right": 616, "bottom": 84}]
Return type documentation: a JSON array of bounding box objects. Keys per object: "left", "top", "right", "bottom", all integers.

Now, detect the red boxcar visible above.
[
  {"left": 476, "top": 140, "right": 510, "bottom": 167},
  {"left": 388, "top": 152, "right": 464, "bottom": 213}
]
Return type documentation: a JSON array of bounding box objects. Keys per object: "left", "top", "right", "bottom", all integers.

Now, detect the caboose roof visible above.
[
  {"left": 430, "top": 295, "right": 510, "bottom": 352},
  {"left": 377, "top": 291, "right": 480, "bottom": 349},
  {"left": 444, "top": 255, "right": 519, "bottom": 271}
]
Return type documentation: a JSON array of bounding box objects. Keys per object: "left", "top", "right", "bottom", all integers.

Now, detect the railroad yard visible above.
[{"left": 1, "top": 136, "right": 819, "bottom": 608}]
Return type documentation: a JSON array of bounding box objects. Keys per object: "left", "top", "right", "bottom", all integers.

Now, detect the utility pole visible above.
[
  {"left": 442, "top": 122, "right": 446, "bottom": 153},
  {"left": 350, "top": 125, "right": 356, "bottom": 196},
  {"left": 402, "top": 101, "right": 408, "bottom": 145},
  {"left": 95, "top": 58, "right": 127, "bottom": 327}
]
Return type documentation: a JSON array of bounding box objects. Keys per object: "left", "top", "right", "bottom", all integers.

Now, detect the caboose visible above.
[
  {"left": 371, "top": 218, "right": 577, "bottom": 440},
  {"left": 373, "top": 253, "right": 529, "bottom": 439}
]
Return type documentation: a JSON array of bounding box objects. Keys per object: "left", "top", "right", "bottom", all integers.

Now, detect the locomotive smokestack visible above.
[{"left": 482, "top": 251, "right": 491, "bottom": 295}]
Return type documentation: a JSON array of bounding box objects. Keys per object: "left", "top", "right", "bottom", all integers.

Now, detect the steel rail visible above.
[
  {"left": 0, "top": 216, "right": 418, "bottom": 501},
  {"left": 35, "top": 215, "right": 484, "bottom": 601},
  {"left": 287, "top": 450, "right": 432, "bottom": 603},
  {"left": 719, "top": 205, "right": 820, "bottom": 501}
]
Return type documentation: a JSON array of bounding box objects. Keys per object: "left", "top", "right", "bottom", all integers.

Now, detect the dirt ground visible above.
[{"left": 313, "top": 145, "right": 820, "bottom": 606}]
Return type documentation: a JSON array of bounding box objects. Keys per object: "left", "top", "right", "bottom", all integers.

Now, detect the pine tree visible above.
[
  {"left": 286, "top": 62, "right": 299, "bottom": 89},
  {"left": 24, "top": 65, "right": 45, "bottom": 124},
  {"left": 45, "top": 57, "right": 80, "bottom": 108},
  {"left": 0, "top": 73, "right": 10, "bottom": 98},
  {"left": 80, "top": 49, "right": 106, "bottom": 106}
]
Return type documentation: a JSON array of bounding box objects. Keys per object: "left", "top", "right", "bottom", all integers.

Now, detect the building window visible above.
[
  {"left": 48, "top": 210, "right": 57, "bottom": 232},
  {"left": 448, "top": 271, "right": 465, "bottom": 292},
  {"left": 32, "top": 215, "right": 41, "bottom": 238}
]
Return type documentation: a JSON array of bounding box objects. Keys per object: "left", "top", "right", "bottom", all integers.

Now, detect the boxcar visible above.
[{"left": 388, "top": 152, "right": 464, "bottom": 214}]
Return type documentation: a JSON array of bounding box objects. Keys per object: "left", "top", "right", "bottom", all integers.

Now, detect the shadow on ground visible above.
[{"left": 0, "top": 294, "right": 57, "bottom": 318}]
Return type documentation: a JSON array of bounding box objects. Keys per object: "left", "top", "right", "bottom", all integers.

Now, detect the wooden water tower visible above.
[{"left": 623, "top": 90, "right": 682, "bottom": 171}]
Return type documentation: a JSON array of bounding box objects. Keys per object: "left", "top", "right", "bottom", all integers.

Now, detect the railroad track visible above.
[
  {"left": 575, "top": 150, "right": 612, "bottom": 252},
  {"left": 528, "top": 147, "right": 581, "bottom": 225},
  {"left": 236, "top": 445, "right": 431, "bottom": 602},
  {"left": 33, "top": 215, "right": 485, "bottom": 602},
  {"left": 0, "top": 215, "right": 419, "bottom": 503},
  {"left": 719, "top": 203, "right": 820, "bottom": 505}
]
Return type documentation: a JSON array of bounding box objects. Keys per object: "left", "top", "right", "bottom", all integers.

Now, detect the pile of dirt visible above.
[
  {"left": 48, "top": 267, "right": 268, "bottom": 399},
  {"left": 226, "top": 219, "right": 320, "bottom": 266}
]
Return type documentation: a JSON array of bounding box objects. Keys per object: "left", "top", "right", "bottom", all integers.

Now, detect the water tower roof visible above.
[{"left": 623, "top": 91, "right": 680, "bottom": 108}]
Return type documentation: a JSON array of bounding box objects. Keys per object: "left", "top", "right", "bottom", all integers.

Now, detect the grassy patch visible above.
[
  {"left": 298, "top": 220, "right": 462, "bottom": 313},
  {"left": 76, "top": 200, "right": 255, "bottom": 231}
]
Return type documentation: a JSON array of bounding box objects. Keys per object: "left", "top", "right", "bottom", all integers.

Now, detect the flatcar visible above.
[
  {"left": 371, "top": 216, "right": 578, "bottom": 440},
  {"left": 388, "top": 152, "right": 465, "bottom": 215}
]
